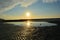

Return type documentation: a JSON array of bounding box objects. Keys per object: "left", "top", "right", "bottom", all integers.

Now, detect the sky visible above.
[{"left": 0, "top": 0, "right": 60, "bottom": 20}]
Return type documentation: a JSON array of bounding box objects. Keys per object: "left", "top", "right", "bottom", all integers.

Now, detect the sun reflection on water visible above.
[{"left": 27, "top": 21, "right": 31, "bottom": 27}]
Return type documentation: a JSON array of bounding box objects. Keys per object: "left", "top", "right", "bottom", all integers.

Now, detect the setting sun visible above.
[
  {"left": 25, "top": 12, "right": 31, "bottom": 19},
  {"left": 26, "top": 12, "right": 30, "bottom": 17}
]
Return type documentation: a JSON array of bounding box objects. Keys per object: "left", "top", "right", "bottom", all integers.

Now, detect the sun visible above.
[
  {"left": 26, "top": 12, "right": 30, "bottom": 17},
  {"left": 25, "top": 12, "right": 31, "bottom": 19}
]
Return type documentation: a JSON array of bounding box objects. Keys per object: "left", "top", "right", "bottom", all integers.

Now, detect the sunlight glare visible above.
[
  {"left": 27, "top": 21, "right": 31, "bottom": 27},
  {"left": 26, "top": 12, "right": 30, "bottom": 17}
]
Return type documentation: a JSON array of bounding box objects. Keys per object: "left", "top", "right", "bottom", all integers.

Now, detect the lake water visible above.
[
  {"left": 8, "top": 22, "right": 57, "bottom": 27},
  {"left": 0, "top": 21, "right": 58, "bottom": 40}
]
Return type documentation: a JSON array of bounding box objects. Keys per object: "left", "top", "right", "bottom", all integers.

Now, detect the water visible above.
[
  {"left": 0, "top": 26, "right": 42, "bottom": 40},
  {"left": 0, "top": 22, "right": 58, "bottom": 40},
  {"left": 7, "top": 22, "right": 57, "bottom": 27}
]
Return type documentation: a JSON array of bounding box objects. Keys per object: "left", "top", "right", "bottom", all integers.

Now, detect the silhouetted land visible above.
[{"left": 0, "top": 18, "right": 60, "bottom": 40}]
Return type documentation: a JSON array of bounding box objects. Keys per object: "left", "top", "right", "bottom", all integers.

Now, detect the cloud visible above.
[
  {"left": 0, "top": 0, "right": 59, "bottom": 13},
  {"left": 20, "top": 0, "right": 38, "bottom": 7},
  {"left": 42, "top": 0, "right": 58, "bottom": 3},
  {"left": 0, "top": 0, "right": 38, "bottom": 12}
]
